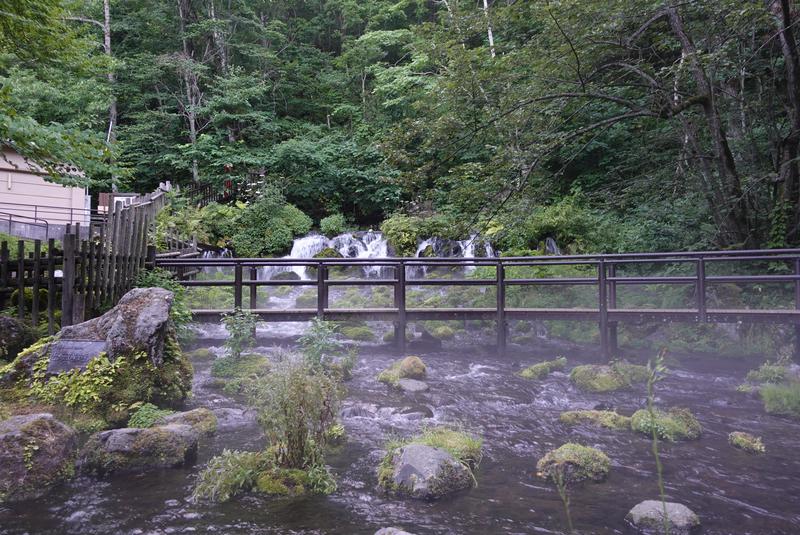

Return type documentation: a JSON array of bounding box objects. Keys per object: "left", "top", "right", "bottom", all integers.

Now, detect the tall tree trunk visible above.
[
  {"left": 666, "top": 4, "right": 750, "bottom": 246},
  {"left": 482, "top": 0, "right": 496, "bottom": 58},
  {"left": 767, "top": 0, "right": 800, "bottom": 241},
  {"left": 102, "top": 0, "right": 118, "bottom": 191},
  {"left": 177, "top": 0, "right": 200, "bottom": 184}
]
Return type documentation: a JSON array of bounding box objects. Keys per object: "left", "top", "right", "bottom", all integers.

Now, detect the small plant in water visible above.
[
  {"left": 646, "top": 348, "right": 671, "bottom": 535},
  {"left": 553, "top": 468, "right": 574, "bottom": 534},
  {"left": 298, "top": 318, "right": 356, "bottom": 378},
  {"left": 222, "top": 308, "right": 257, "bottom": 358}
]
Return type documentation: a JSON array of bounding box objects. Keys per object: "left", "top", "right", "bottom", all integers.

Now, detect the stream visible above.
[{"left": 1, "top": 333, "right": 799, "bottom": 534}]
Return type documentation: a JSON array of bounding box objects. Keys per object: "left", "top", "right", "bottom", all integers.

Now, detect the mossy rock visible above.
[
  {"left": 569, "top": 361, "right": 649, "bottom": 392},
  {"left": 536, "top": 443, "right": 610, "bottom": 484},
  {"left": 383, "top": 329, "right": 414, "bottom": 343},
  {"left": 0, "top": 413, "right": 77, "bottom": 503},
  {"left": 313, "top": 247, "right": 343, "bottom": 259},
  {"left": 0, "top": 316, "right": 38, "bottom": 363},
  {"left": 210, "top": 354, "right": 270, "bottom": 394},
  {"left": 378, "top": 356, "right": 427, "bottom": 386},
  {"left": 255, "top": 467, "right": 310, "bottom": 496},
  {"left": 518, "top": 357, "right": 566, "bottom": 380},
  {"left": 559, "top": 410, "right": 631, "bottom": 431},
  {"left": 340, "top": 325, "right": 376, "bottom": 342},
  {"left": 295, "top": 290, "right": 318, "bottom": 308},
  {"left": 271, "top": 271, "right": 301, "bottom": 281},
  {"left": 631, "top": 408, "right": 702, "bottom": 441},
  {"left": 429, "top": 325, "right": 456, "bottom": 340},
  {"left": 156, "top": 408, "right": 218, "bottom": 437},
  {"left": 728, "top": 431, "right": 765, "bottom": 454},
  {"left": 188, "top": 348, "right": 216, "bottom": 361}
]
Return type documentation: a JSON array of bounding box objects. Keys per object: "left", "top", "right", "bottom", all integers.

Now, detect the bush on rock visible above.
[
  {"left": 518, "top": 357, "right": 567, "bottom": 380},
  {"left": 378, "top": 356, "right": 427, "bottom": 386},
  {"left": 630, "top": 408, "right": 702, "bottom": 441},
  {"left": 569, "top": 361, "right": 649, "bottom": 392},
  {"left": 559, "top": 410, "right": 631, "bottom": 431},
  {"left": 728, "top": 431, "right": 765, "bottom": 454}
]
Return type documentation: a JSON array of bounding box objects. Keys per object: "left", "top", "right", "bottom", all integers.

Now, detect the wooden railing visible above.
[{"left": 156, "top": 248, "right": 800, "bottom": 358}]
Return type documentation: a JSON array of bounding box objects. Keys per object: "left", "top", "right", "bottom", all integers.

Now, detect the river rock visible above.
[
  {"left": 375, "top": 529, "right": 416, "bottom": 535},
  {"left": 383, "top": 444, "right": 472, "bottom": 499},
  {"left": 79, "top": 424, "right": 199, "bottom": 475},
  {"left": 398, "top": 378, "right": 429, "bottom": 393},
  {"left": 0, "top": 413, "right": 77, "bottom": 503},
  {"left": 341, "top": 403, "right": 378, "bottom": 419},
  {"left": 0, "top": 316, "right": 37, "bottom": 362},
  {"left": 212, "top": 407, "right": 258, "bottom": 430},
  {"left": 155, "top": 408, "right": 217, "bottom": 437},
  {"left": 625, "top": 500, "right": 701, "bottom": 535}
]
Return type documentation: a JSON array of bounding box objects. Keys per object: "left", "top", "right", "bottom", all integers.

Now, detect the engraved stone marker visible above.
[{"left": 46, "top": 339, "right": 108, "bottom": 375}]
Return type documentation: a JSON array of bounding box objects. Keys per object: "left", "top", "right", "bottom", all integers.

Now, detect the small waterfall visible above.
[{"left": 545, "top": 237, "right": 561, "bottom": 255}]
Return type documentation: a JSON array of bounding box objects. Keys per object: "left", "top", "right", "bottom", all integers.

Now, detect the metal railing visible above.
[{"left": 155, "top": 248, "right": 800, "bottom": 358}]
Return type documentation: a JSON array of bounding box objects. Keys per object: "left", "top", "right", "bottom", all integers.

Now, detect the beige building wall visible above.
[{"left": 0, "top": 146, "right": 89, "bottom": 226}]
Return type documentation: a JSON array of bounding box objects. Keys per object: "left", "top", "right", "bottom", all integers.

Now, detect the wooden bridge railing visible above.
[{"left": 154, "top": 248, "right": 800, "bottom": 358}]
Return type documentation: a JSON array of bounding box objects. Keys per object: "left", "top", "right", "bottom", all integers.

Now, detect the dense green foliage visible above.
[
  {"left": 5, "top": 1, "right": 800, "bottom": 249},
  {"left": 221, "top": 308, "right": 257, "bottom": 358}
]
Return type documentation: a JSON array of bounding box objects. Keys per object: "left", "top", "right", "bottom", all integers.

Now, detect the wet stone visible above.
[
  {"left": 397, "top": 379, "right": 429, "bottom": 393},
  {"left": 375, "top": 529, "right": 416, "bottom": 535},
  {"left": 340, "top": 403, "right": 378, "bottom": 419},
  {"left": 625, "top": 500, "right": 701, "bottom": 535}
]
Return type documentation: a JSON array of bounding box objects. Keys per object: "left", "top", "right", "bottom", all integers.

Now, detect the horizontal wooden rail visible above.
[{"left": 155, "top": 248, "right": 800, "bottom": 359}]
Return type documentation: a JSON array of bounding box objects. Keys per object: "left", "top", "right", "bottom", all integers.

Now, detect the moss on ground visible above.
[
  {"left": 559, "top": 410, "right": 631, "bottom": 431},
  {"left": 569, "top": 361, "right": 648, "bottom": 392},
  {"left": 760, "top": 382, "right": 800, "bottom": 419},
  {"left": 518, "top": 357, "right": 567, "bottom": 380},
  {"left": 728, "top": 431, "right": 765, "bottom": 454},
  {"left": 630, "top": 407, "right": 702, "bottom": 441},
  {"left": 377, "top": 356, "right": 427, "bottom": 386},
  {"left": 536, "top": 443, "right": 610, "bottom": 484}
]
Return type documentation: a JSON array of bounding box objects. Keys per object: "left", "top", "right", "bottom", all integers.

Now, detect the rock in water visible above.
[
  {"left": 383, "top": 443, "right": 472, "bottom": 500},
  {"left": 625, "top": 500, "right": 701, "bottom": 535},
  {"left": 0, "top": 413, "right": 77, "bottom": 503},
  {"left": 155, "top": 408, "right": 217, "bottom": 437},
  {"left": 397, "top": 378, "right": 429, "bottom": 393},
  {"left": 80, "top": 424, "right": 199, "bottom": 475},
  {"left": 375, "top": 529, "right": 416, "bottom": 535}
]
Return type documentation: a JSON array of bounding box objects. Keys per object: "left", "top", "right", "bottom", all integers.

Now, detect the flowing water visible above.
[{"left": 2, "top": 335, "right": 799, "bottom": 534}]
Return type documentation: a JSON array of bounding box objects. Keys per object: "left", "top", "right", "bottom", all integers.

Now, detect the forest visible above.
[{"left": 3, "top": 0, "right": 800, "bottom": 255}]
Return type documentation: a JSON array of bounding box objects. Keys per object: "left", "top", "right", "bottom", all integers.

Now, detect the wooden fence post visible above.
[
  {"left": 16, "top": 241, "right": 24, "bottom": 321},
  {"left": 394, "top": 260, "right": 407, "bottom": 355},
  {"left": 0, "top": 241, "right": 8, "bottom": 311},
  {"left": 697, "top": 257, "right": 706, "bottom": 322},
  {"left": 46, "top": 238, "right": 55, "bottom": 334},
  {"left": 496, "top": 259, "right": 506, "bottom": 358},
  {"left": 31, "top": 240, "right": 41, "bottom": 326},
  {"left": 316, "top": 262, "right": 325, "bottom": 319},
  {"left": 608, "top": 262, "right": 618, "bottom": 355},
  {"left": 234, "top": 263, "right": 243, "bottom": 309},
  {"left": 598, "top": 259, "right": 609, "bottom": 360},
  {"left": 61, "top": 227, "right": 75, "bottom": 327}
]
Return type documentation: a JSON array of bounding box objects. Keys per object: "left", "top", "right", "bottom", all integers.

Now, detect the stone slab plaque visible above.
[{"left": 46, "top": 339, "right": 108, "bottom": 375}]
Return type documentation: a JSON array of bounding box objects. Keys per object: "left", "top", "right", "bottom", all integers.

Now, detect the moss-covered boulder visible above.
[
  {"left": 728, "top": 431, "right": 765, "bottom": 454},
  {"left": 0, "top": 316, "right": 37, "bottom": 363},
  {"left": 255, "top": 467, "right": 312, "bottom": 496},
  {"left": 378, "top": 356, "right": 427, "bottom": 386},
  {"left": 271, "top": 270, "right": 301, "bottom": 281},
  {"left": 518, "top": 357, "right": 567, "bottom": 380},
  {"left": 559, "top": 410, "right": 631, "bottom": 431},
  {"left": 313, "top": 247, "right": 343, "bottom": 259},
  {"left": 536, "top": 443, "right": 610, "bottom": 484},
  {"left": 156, "top": 408, "right": 218, "bottom": 438},
  {"left": 79, "top": 424, "right": 199, "bottom": 475},
  {"left": 429, "top": 325, "right": 456, "bottom": 340},
  {"left": 631, "top": 408, "right": 702, "bottom": 441},
  {"left": 0, "top": 413, "right": 77, "bottom": 503},
  {"left": 340, "top": 325, "right": 376, "bottom": 341},
  {"left": 378, "top": 444, "right": 472, "bottom": 500},
  {"left": 569, "top": 362, "right": 649, "bottom": 392},
  {"left": 0, "top": 288, "right": 193, "bottom": 427}
]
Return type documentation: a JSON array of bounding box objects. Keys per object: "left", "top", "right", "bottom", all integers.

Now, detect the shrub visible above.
[
  {"left": 246, "top": 354, "right": 341, "bottom": 469},
  {"left": 221, "top": 308, "right": 257, "bottom": 359},
  {"left": 630, "top": 408, "right": 702, "bottom": 441},
  {"left": 760, "top": 382, "right": 800, "bottom": 418},
  {"left": 569, "top": 361, "right": 648, "bottom": 392},
  {"left": 320, "top": 213, "right": 347, "bottom": 237},
  {"left": 230, "top": 187, "right": 312, "bottom": 256},
  {"left": 197, "top": 202, "right": 243, "bottom": 247},
  {"left": 298, "top": 319, "right": 355, "bottom": 378},
  {"left": 128, "top": 403, "right": 175, "bottom": 428},
  {"left": 380, "top": 213, "right": 465, "bottom": 256},
  {"left": 193, "top": 449, "right": 268, "bottom": 502},
  {"left": 210, "top": 354, "right": 271, "bottom": 394},
  {"left": 745, "top": 362, "right": 787, "bottom": 384},
  {"left": 536, "top": 443, "right": 610, "bottom": 484},
  {"left": 518, "top": 357, "right": 566, "bottom": 380},
  {"left": 340, "top": 325, "right": 375, "bottom": 341}
]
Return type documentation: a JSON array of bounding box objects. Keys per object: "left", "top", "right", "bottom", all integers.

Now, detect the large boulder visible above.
[
  {"left": 625, "top": 500, "right": 701, "bottom": 534},
  {"left": 0, "top": 413, "right": 77, "bottom": 503},
  {"left": 379, "top": 443, "right": 472, "bottom": 500},
  {"left": 1, "top": 288, "right": 192, "bottom": 426},
  {"left": 0, "top": 316, "right": 37, "bottom": 362},
  {"left": 79, "top": 424, "right": 199, "bottom": 475}
]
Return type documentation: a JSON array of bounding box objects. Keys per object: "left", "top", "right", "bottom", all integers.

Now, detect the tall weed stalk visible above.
[{"left": 647, "top": 348, "right": 670, "bottom": 535}]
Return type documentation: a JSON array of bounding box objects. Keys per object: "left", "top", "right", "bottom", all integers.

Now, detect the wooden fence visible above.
[{"left": 0, "top": 188, "right": 174, "bottom": 333}]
